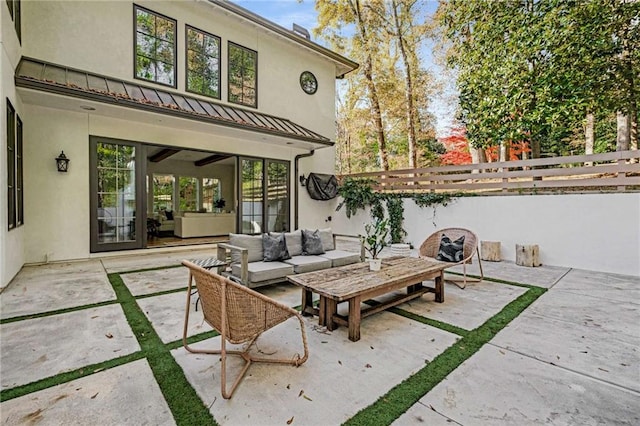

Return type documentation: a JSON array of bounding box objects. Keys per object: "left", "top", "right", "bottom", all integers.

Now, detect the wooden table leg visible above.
[
  {"left": 348, "top": 296, "right": 362, "bottom": 342},
  {"left": 301, "top": 289, "right": 314, "bottom": 316},
  {"left": 325, "top": 299, "right": 338, "bottom": 331},
  {"left": 435, "top": 272, "right": 444, "bottom": 303}
]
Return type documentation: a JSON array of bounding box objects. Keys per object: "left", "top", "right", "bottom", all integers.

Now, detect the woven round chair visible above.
[
  {"left": 418, "top": 227, "right": 484, "bottom": 289},
  {"left": 182, "top": 260, "right": 309, "bottom": 399}
]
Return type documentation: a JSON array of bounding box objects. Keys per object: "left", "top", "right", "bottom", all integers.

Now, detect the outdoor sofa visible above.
[{"left": 216, "top": 229, "right": 363, "bottom": 288}]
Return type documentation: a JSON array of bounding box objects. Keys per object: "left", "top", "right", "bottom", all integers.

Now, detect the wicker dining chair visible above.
[
  {"left": 418, "top": 227, "right": 484, "bottom": 289},
  {"left": 181, "top": 260, "right": 309, "bottom": 399}
]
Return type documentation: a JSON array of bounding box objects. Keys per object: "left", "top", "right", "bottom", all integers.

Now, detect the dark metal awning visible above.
[{"left": 15, "top": 57, "right": 333, "bottom": 146}]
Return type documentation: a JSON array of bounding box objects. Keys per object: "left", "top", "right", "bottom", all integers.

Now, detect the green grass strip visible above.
[
  {"left": 116, "top": 264, "right": 183, "bottom": 275},
  {"left": 389, "top": 307, "right": 470, "bottom": 337},
  {"left": 0, "top": 299, "right": 118, "bottom": 325},
  {"left": 108, "top": 273, "right": 217, "bottom": 426},
  {"left": 0, "top": 351, "right": 145, "bottom": 402},
  {"left": 344, "top": 285, "right": 546, "bottom": 426}
]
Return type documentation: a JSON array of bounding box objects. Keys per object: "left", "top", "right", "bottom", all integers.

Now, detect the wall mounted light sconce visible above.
[
  {"left": 56, "top": 151, "right": 70, "bottom": 172},
  {"left": 299, "top": 174, "right": 307, "bottom": 186}
]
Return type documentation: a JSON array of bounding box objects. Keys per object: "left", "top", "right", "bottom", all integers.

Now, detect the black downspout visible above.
[{"left": 294, "top": 150, "right": 315, "bottom": 230}]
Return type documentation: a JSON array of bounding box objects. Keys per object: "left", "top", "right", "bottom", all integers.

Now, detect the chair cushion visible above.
[
  {"left": 283, "top": 255, "right": 331, "bottom": 274},
  {"left": 302, "top": 229, "right": 325, "bottom": 255},
  {"left": 232, "top": 261, "right": 294, "bottom": 283},
  {"left": 262, "top": 233, "right": 291, "bottom": 262},
  {"left": 319, "top": 249, "right": 361, "bottom": 267},
  {"left": 272, "top": 230, "right": 303, "bottom": 256},
  {"left": 318, "top": 228, "right": 335, "bottom": 251},
  {"left": 436, "top": 234, "right": 465, "bottom": 262},
  {"left": 229, "top": 233, "right": 263, "bottom": 263}
]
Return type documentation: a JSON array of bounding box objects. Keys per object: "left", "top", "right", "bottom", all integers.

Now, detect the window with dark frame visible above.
[
  {"left": 6, "top": 99, "right": 16, "bottom": 230},
  {"left": 16, "top": 116, "right": 23, "bottom": 226},
  {"left": 228, "top": 42, "right": 257, "bottom": 108},
  {"left": 6, "top": 0, "right": 20, "bottom": 42},
  {"left": 134, "top": 5, "right": 176, "bottom": 87},
  {"left": 186, "top": 25, "right": 221, "bottom": 99}
]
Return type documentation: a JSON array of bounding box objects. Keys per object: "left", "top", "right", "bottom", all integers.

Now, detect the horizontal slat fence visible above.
[{"left": 341, "top": 150, "right": 640, "bottom": 193}]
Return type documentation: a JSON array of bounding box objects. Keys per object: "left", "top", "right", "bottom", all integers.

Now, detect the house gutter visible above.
[{"left": 294, "top": 150, "right": 315, "bottom": 230}]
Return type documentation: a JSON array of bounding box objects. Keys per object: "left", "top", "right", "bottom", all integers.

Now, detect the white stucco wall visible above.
[
  {"left": 331, "top": 193, "right": 640, "bottom": 277},
  {"left": 1, "top": 2, "right": 25, "bottom": 288}
]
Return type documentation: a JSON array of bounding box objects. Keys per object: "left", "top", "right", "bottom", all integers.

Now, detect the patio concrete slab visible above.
[
  {"left": 0, "top": 359, "right": 174, "bottom": 426},
  {"left": 492, "top": 290, "right": 640, "bottom": 392},
  {"left": 100, "top": 247, "right": 216, "bottom": 273},
  {"left": 0, "top": 260, "right": 114, "bottom": 319},
  {"left": 388, "top": 280, "right": 527, "bottom": 331},
  {"left": 1, "top": 305, "right": 139, "bottom": 389},
  {"left": 550, "top": 268, "right": 640, "bottom": 303},
  {"left": 137, "top": 291, "right": 213, "bottom": 344},
  {"left": 173, "top": 312, "right": 460, "bottom": 425},
  {"left": 121, "top": 266, "right": 190, "bottom": 296},
  {"left": 400, "top": 344, "right": 640, "bottom": 425},
  {"left": 449, "top": 260, "right": 570, "bottom": 288}
]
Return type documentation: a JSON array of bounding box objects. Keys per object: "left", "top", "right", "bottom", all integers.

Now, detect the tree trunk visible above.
[
  {"left": 392, "top": 0, "right": 417, "bottom": 169},
  {"left": 617, "top": 112, "right": 630, "bottom": 151},
  {"left": 351, "top": 0, "right": 388, "bottom": 171},
  {"left": 585, "top": 112, "right": 594, "bottom": 166}
]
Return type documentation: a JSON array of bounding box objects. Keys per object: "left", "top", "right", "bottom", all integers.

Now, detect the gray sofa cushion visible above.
[
  {"left": 229, "top": 233, "right": 263, "bottom": 263},
  {"left": 232, "top": 261, "right": 294, "bottom": 284},
  {"left": 272, "top": 230, "right": 303, "bottom": 257},
  {"left": 302, "top": 229, "right": 325, "bottom": 255},
  {"left": 283, "top": 255, "right": 332, "bottom": 274},
  {"left": 318, "top": 228, "right": 335, "bottom": 251},
  {"left": 319, "top": 249, "right": 361, "bottom": 267}
]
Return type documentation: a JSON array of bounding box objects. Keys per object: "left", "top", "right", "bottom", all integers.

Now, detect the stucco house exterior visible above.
[{"left": 1, "top": 0, "right": 357, "bottom": 287}]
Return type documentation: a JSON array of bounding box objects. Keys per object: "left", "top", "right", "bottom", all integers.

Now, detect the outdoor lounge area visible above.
[{"left": 1, "top": 238, "right": 638, "bottom": 425}]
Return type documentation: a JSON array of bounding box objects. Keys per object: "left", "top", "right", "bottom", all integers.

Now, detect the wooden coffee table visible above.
[{"left": 287, "top": 256, "right": 449, "bottom": 342}]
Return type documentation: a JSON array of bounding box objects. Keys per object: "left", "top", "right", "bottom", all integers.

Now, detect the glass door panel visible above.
[
  {"left": 239, "top": 158, "right": 263, "bottom": 234},
  {"left": 266, "top": 161, "right": 289, "bottom": 232},
  {"left": 90, "top": 137, "right": 144, "bottom": 252}
]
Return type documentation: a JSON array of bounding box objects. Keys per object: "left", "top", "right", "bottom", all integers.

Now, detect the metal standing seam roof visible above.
[{"left": 14, "top": 57, "right": 333, "bottom": 146}]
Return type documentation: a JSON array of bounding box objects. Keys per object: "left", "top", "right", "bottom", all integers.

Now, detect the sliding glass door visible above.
[
  {"left": 239, "top": 157, "right": 289, "bottom": 234},
  {"left": 90, "top": 137, "right": 145, "bottom": 252}
]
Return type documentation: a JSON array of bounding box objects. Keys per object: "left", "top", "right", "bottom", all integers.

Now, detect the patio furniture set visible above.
[{"left": 181, "top": 227, "right": 482, "bottom": 398}]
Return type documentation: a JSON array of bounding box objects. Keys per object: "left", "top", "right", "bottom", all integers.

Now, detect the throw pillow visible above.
[
  {"left": 436, "top": 234, "right": 465, "bottom": 262},
  {"left": 318, "top": 228, "right": 335, "bottom": 251},
  {"left": 302, "top": 229, "right": 325, "bottom": 255},
  {"left": 272, "top": 230, "right": 302, "bottom": 256},
  {"left": 262, "top": 233, "right": 291, "bottom": 262},
  {"left": 165, "top": 210, "right": 174, "bottom": 220}
]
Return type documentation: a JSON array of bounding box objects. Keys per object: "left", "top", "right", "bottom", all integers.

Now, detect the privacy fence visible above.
[{"left": 342, "top": 150, "right": 640, "bottom": 194}]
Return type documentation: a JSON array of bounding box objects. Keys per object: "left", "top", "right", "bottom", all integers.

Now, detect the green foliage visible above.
[
  {"left": 336, "top": 177, "right": 382, "bottom": 219},
  {"left": 361, "top": 218, "right": 389, "bottom": 259},
  {"left": 385, "top": 195, "right": 406, "bottom": 244},
  {"left": 412, "top": 192, "right": 456, "bottom": 208}
]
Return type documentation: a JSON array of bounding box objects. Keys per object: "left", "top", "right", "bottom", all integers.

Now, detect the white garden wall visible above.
[{"left": 331, "top": 193, "right": 640, "bottom": 277}]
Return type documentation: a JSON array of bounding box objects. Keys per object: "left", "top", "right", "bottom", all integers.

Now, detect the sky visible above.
[{"left": 233, "top": 0, "right": 457, "bottom": 137}]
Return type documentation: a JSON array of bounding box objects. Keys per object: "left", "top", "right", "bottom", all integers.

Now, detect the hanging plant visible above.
[
  {"left": 336, "top": 177, "right": 383, "bottom": 219},
  {"left": 385, "top": 195, "right": 406, "bottom": 244}
]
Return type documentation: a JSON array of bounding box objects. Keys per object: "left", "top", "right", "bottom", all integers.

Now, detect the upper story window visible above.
[
  {"left": 186, "top": 26, "right": 221, "bottom": 99},
  {"left": 6, "top": 0, "right": 21, "bottom": 43},
  {"left": 134, "top": 5, "right": 176, "bottom": 87},
  {"left": 228, "top": 42, "right": 257, "bottom": 108}
]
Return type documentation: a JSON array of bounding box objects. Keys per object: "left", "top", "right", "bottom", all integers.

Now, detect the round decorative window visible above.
[{"left": 300, "top": 71, "right": 318, "bottom": 95}]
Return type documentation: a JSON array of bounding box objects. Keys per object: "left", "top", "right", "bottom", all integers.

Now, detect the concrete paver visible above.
[
  {"left": 121, "top": 266, "right": 189, "bottom": 296},
  {"left": 399, "top": 344, "right": 640, "bottom": 425},
  {"left": 100, "top": 247, "right": 217, "bottom": 273},
  {"left": 0, "top": 359, "right": 174, "bottom": 426},
  {"left": 173, "top": 313, "right": 459, "bottom": 425},
  {"left": 0, "top": 260, "right": 115, "bottom": 319},
  {"left": 1, "top": 305, "right": 139, "bottom": 389},
  {"left": 394, "top": 279, "right": 528, "bottom": 331},
  {"left": 450, "top": 260, "right": 571, "bottom": 288}
]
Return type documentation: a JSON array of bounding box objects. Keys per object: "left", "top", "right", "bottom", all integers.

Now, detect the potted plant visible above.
[
  {"left": 361, "top": 218, "right": 389, "bottom": 271},
  {"left": 214, "top": 197, "right": 226, "bottom": 212}
]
